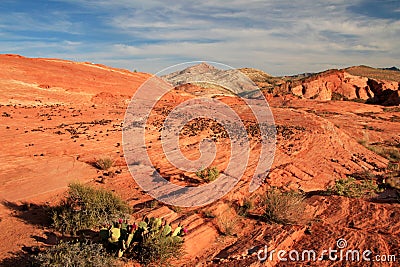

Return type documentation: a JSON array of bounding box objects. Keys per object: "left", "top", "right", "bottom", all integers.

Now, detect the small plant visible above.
[
  {"left": 216, "top": 207, "right": 237, "bottom": 236},
  {"left": 237, "top": 199, "right": 253, "bottom": 217},
  {"left": 95, "top": 157, "right": 114, "bottom": 170},
  {"left": 31, "top": 240, "right": 116, "bottom": 267},
  {"left": 149, "top": 199, "right": 160, "bottom": 208},
  {"left": 51, "top": 183, "right": 131, "bottom": 235},
  {"left": 195, "top": 166, "right": 220, "bottom": 182},
  {"left": 169, "top": 205, "right": 182, "bottom": 213},
  {"left": 262, "top": 188, "right": 306, "bottom": 225},
  {"left": 326, "top": 177, "right": 381, "bottom": 198}
]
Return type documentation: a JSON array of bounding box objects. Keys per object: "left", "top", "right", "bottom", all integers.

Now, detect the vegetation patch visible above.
[
  {"left": 51, "top": 183, "right": 131, "bottom": 235},
  {"left": 31, "top": 240, "right": 116, "bottom": 267},
  {"left": 216, "top": 207, "right": 238, "bottom": 236},
  {"left": 237, "top": 199, "right": 254, "bottom": 217},
  {"left": 101, "top": 217, "right": 186, "bottom": 266},
  {"left": 262, "top": 188, "right": 306, "bottom": 225},
  {"left": 95, "top": 157, "right": 114, "bottom": 170},
  {"left": 195, "top": 166, "right": 220, "bottom": 182},
  {"left": 326, "top": 177, "right": 381, "bottom": 198}
]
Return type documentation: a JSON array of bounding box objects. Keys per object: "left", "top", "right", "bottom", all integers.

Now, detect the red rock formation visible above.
[{"left": 286, "top": 69, "right": 399, "bottom": 105}]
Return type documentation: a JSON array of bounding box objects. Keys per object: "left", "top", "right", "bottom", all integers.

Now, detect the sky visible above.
[{"left": 0, "top": 0, "right": 399, "bottom": 75}]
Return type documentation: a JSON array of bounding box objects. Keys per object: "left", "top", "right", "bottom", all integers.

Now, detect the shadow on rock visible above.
[{"left": 1, "top": 201, "right": 52, "bottom": 227}]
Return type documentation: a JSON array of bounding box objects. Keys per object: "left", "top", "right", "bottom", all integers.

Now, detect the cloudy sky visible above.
[{"left": 0, "top": 0, "right": 399, "bottom": 75}]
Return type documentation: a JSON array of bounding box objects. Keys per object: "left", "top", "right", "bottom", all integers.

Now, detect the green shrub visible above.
[
  {"left": 262, "top": 188, "right": 306, "bottom": 225},
  {"left": 31, "top": 240, "right": 117, "bottom": 267},
  {"left": 95, "top": 157, "right": 114, "bottom": 170},
  {"left": 134, "top": 228, "right": 184, "bottom": 266},
  {"left": 51, "top": 183, "right": 131, "bottom": 235},
  {"left": 195, "top": 166, "right": 220, "bottom": 182},
  {"left": 327, "top": 177, "right": 380, "bottom": 198}
]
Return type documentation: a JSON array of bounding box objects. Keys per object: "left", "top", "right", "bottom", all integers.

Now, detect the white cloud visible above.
[{"left": 1, "top": 0, "right": 399, "bottom": 75}]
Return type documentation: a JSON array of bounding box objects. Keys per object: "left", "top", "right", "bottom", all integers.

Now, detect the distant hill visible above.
[
  {"left": 161, "top": 62, "right": 400, "bottom": 106},
  {"left": 162, "top": 63, "right": 259, "bottom": 95},
  {"left": 379, "top": 66, "right": 400, "bottom": 72},
  {"left": 345, "top": 65, "right": 400, "bottom": 82},
  {"left": 242, "top": 65, "right": 400, "bottom": 106}
]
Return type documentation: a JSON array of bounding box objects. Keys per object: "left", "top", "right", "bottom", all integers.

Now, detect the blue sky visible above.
[{"left": 0, "top": 0, "right": 399, "bottom": 75}]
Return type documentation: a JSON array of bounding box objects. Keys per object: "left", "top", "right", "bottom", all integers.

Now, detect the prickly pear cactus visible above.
[
  {"left": 101, "top": 217, "right": 187, "bottom": 259},
  {"left": 110, "top": 229, "right": 120, "bottom": 243}
]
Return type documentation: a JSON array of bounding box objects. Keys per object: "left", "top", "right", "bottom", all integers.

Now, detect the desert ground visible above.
[{"left": 0, "top": 54, "right": 399, "bottom": 266}]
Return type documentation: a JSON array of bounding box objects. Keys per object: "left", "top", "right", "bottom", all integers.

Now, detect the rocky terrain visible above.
[
  {"left": 247, "top": 66, "right": 400, "bottom": 105},
  {"left": 0, "top": 55, "right": 399, "bottom": 266}
]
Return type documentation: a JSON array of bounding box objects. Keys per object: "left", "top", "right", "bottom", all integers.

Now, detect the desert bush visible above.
[
  {"left": 31, "top": 240, "right": 116, "bottom": 267},
  {"left": 133, "top": 227, "right": 184, "bottom": 266},
  {"left": 95, "top": 157, "right": 114, "bottom": 170},
  {"left": 262, "top": 188, "right": 306, "bottom": 225},
  {"left": 237, "top": 199, "right": 253, "bottom": 217},
  {"left": 51, "top": 183, "right": 131, "bottom": 235},
  {"left": 195, "top": 166, "right": 220, "bottom": 182},
  {"left": 216, "top": 207, "right": 238, "bottom": 236},
  {"left": 327, "top": 177, "right": 380, "bottom": 198}
]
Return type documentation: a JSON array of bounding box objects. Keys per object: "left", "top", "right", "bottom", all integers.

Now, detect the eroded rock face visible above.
[
  {"left": 366, "top": 78, "right": 400, "bottom": 106},
  {"left": 288, "top": 69, "right": 399, "bottom": 105}
]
